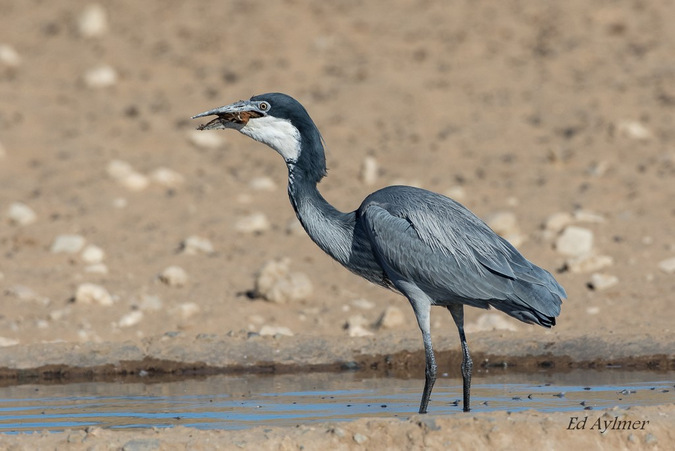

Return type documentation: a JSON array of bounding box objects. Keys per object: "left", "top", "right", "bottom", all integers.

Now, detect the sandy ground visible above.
[{"left": 1, "top": 0, "right": 674, "bottom": 448}]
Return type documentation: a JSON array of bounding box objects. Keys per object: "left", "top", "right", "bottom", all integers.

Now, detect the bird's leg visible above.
[
  {"left": 407, "top": 297, "right": 436, "bottom": 414},
  {"left": 419, "top": 327, "right": 437, "bottom": 414},
  {"left": 448, "top": 304, "right": 473, "bottom": 412}
]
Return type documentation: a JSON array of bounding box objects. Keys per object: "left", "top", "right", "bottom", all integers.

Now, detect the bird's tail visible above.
[{"left": 490, "top": 268, "right": 565, "bottom": 328}]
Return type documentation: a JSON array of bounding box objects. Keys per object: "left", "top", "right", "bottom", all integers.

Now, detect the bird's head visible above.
[{"left": 192, "top": 93, "right": 326, "bottom": 182}]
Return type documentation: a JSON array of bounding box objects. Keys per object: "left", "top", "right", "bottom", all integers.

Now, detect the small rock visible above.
[
  {"left": 234, "top": 212, "right": 271, "bottom": 234},
  {"left": 188, "top": 129, "right": 225, "bottom": 149},
  {"left": 0, "top": 44, "right": 21, "bottom": 68},
  {"left": 444, "top": 185, "right": 467, "bottom": 202},
  {"left": 618, "top": 120, "right": 651, "bottom": 140},
  {"left": 351, "top": 298, "right": 375, "bottom": 310},
  {"left": 138, "top": 295, "right": 163, "bottom": 312},
  {"left": 118, "top": 310, "right": 144, "bottom": 328},
  {"left": 565, "top": 254, "right": 613, "bottom": 273},
  {"left": 84, "top": 263, "right": 108, "bottom": 274},
  {"left": 180, "top": 236, "right": 214, "bottom": 255},
  {"left": 259, "top": 325, "right": 294, "bottom": 337},
  {"left": 588, "top": 273, "right": 619, "bottom": 291},
  {"left": 75, "top": 283, "right": 113, "bottom": 306},
  {"left": 119, "top": 172, "right": 150, "bottom": 192},
  {"left": 150, "top": 167, "right": 185, "bottom": 188},
  {"left": 466, "top": 313, "right": 518, "bottom": 333},
  {"left": 658, "top": 257, "right": 675, "bottom": 274},
  {"left": 159, "top": 266, "right": 188, "bottom": 287},
  {"left": 353, "top": 433, "right": 368, "bottom": 444},
  {"left": 51, "top": 234, "right": 86, "bottom": 254},
  {"left": 107, "top": 160, "right": 135, "bottom": 179},
  {"left": 374, "top": 306, "right": 406, "bottom": 329},
  {"left": 7, "top": 202, "right": 37, "bottom": 225},
  {"left": 0, "top": 337, "right": 19, "bottom": 347},
  {"left": 176, "top": 302, "right": 200, "bottom": 320},
  {"left": 360, "top": 156, "right": 378, "bottom": 185},
  {"left": 573, "top": 210, "right": 605, "bottom": 223},
  {"left": 122, "top": 438, "right": 161, "bottom": 451},
  {"left": 544, "top": 212, "right": 573, "bottom": 234},
  {"left": 84, "top": 65, "right": 117, "bottom": 88},
  {"left": 5, "top": 285, "right": 40, "bottom": 302},
  {"left": 78, "top": 4, "right": 108, "bottom": 38},
  {"left": 248, "top": 176, "right": 277, "bottom": 191},
  {"left": 254, "top": 258, "right": 313, "bottom": 303},
  {"left": 486, "top": 211, "right": 524, "bottom": 247},
  {"left": 81, "top": 245, "right": 105, "bottom": 264},
  {"left": 587, "top": 306, "right": 600, "bottom": 315},
  {"left": 345, "top": 315, "right": 373, "bottom": 337},
  {"left": 555, "top": 226, "right": 593, "bottom": 256}
]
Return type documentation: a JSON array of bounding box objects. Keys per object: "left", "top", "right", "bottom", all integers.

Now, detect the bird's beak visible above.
[{"left": 191, "top": 100, "right": 265, "bottom": 130}]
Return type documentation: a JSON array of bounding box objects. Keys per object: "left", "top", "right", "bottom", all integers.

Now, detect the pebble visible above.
[
  {"left": 84, "top": 263, "right": 108, "bottom": 274},
  {"left": 351, "top": 298, "right": 375, "bottom": 310},
  {"left": 106, "top": 160, "right": 135, "bottom": 179},
  {"left": 555, "top": 226, "right": 593, "bottom": 256},
  {"left": 444, "top": 185, "right": 467, "bottom": 202},
  {"left": 658, "top": 257, "right": 675, "bottom": 274},
  {"left": 234, "top": 212, "right": 271, "bottom": 234},
  {"left": 618, "top": 120, "right": 652, "bottom": 140},
  {"left": 81, "top": 245, "right": 105, "bottom": 264},
  {"left": 150, "top": 167, "right": 184, "bottom": 188},
  {"left": 359, "top": 156, "right": 378, "bottom": 185},
  {"left": 374, "top": 306, "right": 405, "bottom": 329},
  {"left": 84, "top": 65, "right": 118, "bottom": 88},
  {"left": 544, "top": 212, "right": 573, "bottom": 234},
  {"left": 466, "top": 313, "right": 518, "bottom": 333},
  {"left": 0, "top": 337, "right": 19, "bottom": 347},
  {"left": 6, "top": 285, "right": 40, "bottom": 302},
  {"left": 75, "top": 283, "right": 113, "bottom": 306},
  {"left": 588, "top": 273, "right": 619, "bottom": 291},
  {"left": 122, "top": 438, "right": 161, "bottom": 451},
  {"left": 188, "top": 130, "right": 225, "bottom": 149},
  {"left": 0, "top": 44, "right": 21, "bottom": 68},
  {"left": 176, "top": 302, "right": 200, "bottom": 320},
  {"left": 138, "top": 295, "right": 163, "bottom": 312},
  {"left": 7, "top": 202, "right": 37, "bottom": 225},
  {"left": 259, "top": 325, "right": 294, "bottom": 337},
  {"left": 573, "top": 210, "right": 605, "bottom": 223},
  {"left": 117, "top": 310, "right": 144, "bottom": 328},
  {"left": 587, "top": 306, "right": 600, "bottom": 315},
  {"left": 353, "top": 433, "right": 368, "bottom": 444},
  {"left": 119, "top": 172, "right": 150, "bottom": 191},
  {"left": 248, "top": 176, "right": 277, "bottom": 191},
  {"left": 180, "top": 236, "right": 214, "bottom": 255},
  {"left": 158, "top": 265, "right": 188, "bottom": 287},
  {"left": 345, "top": 315, "right": 373, "bottom": 337},
  {"left": 486, "top": 211, "right": 525, "bottom": 247},
  {"left": 254, "top": 258, "right": 313, "bottom": 303},
  {"left": 78, "top": 4, "right": 108, "bottom": 38},
  {"left": 565, "top": 254, "right": 613, "bottom": 273},
  {"left": 51, "top": 234, "right": 86, "bottom": 254}
]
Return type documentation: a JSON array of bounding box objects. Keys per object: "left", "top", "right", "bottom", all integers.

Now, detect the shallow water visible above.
[{"left": 0, "top": 370, "right": 672, "bottom": 433}]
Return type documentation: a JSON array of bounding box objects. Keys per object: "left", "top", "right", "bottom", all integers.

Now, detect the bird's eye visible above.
[{"left": 259, "top": 102, "right": 270, "bottom": 111}]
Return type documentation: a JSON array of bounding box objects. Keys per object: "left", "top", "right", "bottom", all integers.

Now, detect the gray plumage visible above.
[{"left": 192, "top": 92, "right": 566, "bottom": 413}]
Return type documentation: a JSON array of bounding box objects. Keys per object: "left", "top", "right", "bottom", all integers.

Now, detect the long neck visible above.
[{"left": 287, "top": 164, "right": 355, "bottom": 266}]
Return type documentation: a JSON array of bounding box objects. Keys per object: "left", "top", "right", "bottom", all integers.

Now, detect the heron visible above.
[{"left": 192, "top": 93, "right": 566, "bottom": 414}]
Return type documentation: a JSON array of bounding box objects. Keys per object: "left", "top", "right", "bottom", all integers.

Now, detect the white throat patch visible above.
[{"left": 240, "top": 116, "right": 301, "bottom": 163}]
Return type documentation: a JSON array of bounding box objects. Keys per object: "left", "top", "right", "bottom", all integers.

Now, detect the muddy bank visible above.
[{"left": 0, "top": 331, "right": 672, "bottom": 383}]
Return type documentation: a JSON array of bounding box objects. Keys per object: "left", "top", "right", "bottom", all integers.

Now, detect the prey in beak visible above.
[{"left": 191, "top": 99, "right": 269, "bottom": 130}]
